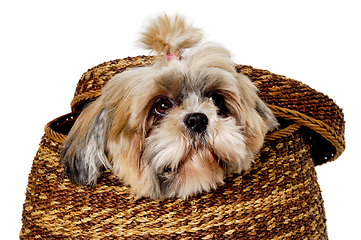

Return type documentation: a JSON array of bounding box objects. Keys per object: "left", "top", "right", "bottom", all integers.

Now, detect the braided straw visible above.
[
  {"left": 267, "top": 104, "right": 345, "bottom": 162},
  {"left": 22, "top": 56, "right": 345, "bottom": 239},
  {"left": 23, "top": 125, "right": 329, "bottom": 239}
]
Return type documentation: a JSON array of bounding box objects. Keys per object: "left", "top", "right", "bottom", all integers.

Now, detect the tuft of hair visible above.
[{"left": 139, "top": 14, "right": 203, "bottom": 57}]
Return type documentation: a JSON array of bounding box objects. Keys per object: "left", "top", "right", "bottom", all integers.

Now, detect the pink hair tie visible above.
[{"left": 163, "top": 53, "right": 180, "bottom": 60}]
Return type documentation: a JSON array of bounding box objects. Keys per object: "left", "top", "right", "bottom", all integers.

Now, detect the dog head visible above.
[{"left": 61, "top": 14, "right": 278, "bottom": 199}]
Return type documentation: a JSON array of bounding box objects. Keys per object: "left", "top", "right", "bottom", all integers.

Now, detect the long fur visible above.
[
  {"left": 61, "top": 14, "right": 278, "bottom": 199},
  {"left": 139, "top": 14, "right": 203, "bottom": 57}
]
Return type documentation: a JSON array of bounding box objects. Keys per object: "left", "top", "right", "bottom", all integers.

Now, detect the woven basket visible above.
[{"left": 21, "top": 56, "right": 345, "bottom": 239}]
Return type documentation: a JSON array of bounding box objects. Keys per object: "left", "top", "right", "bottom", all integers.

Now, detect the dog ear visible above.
[
  {"left": 256, "top": 98, "right": 278, "bottom": 132},
  {"left": 60, "top": 101, "right": 111, "bottom": 186}
]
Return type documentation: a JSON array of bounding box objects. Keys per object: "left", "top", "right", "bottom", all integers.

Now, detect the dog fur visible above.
[{"left": 61, "top": 14, "right": 278, "bottom": 200}]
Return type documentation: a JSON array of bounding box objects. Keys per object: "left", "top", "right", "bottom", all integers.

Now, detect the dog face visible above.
[
  {"left": 61, "top": 44, "right": 277, "bottom": 199},
  {"left": 61, "top": 15, "right": 277, "bottom": 199}
]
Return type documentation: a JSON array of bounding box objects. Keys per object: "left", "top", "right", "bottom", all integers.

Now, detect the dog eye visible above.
[
  {"left": 210, "top": 93, "right": 224, "bottom": 108},
  {"left": 154, "top": 97, "right": 173, "bottom": 116}
]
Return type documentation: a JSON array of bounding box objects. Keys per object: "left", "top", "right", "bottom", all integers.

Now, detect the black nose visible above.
[{"left": 184, "top": 113, "right": 208, "bottom": 133}]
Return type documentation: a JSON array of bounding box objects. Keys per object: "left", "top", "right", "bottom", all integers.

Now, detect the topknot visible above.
[{"left": 139, "top": 14, "right": 203, "bottom": 58}]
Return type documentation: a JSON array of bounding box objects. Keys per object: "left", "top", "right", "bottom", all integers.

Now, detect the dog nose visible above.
[{"left": 184, "top": 113, "right": 208, "bottom": 133}]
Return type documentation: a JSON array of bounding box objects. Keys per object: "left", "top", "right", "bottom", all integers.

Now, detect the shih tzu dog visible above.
[{"left": 61, "top": 14, "right": 278, "bottom": 200}]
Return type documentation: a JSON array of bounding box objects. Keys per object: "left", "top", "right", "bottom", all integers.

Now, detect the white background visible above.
[{"left": 1, "top": 1, "right": 359, "bottom": 239}]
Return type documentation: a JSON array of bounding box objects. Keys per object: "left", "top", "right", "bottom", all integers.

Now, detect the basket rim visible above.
[
  {"left": 50, "top": 56, "right": 345, "bottom": 166},
  {"left": 45, "top": 104, "right": 345, "bottom": 164}
]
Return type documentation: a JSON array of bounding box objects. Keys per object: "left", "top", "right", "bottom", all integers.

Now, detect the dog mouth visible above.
[{"left": 153, "top": 143, "right": 229, "bottom": 199}]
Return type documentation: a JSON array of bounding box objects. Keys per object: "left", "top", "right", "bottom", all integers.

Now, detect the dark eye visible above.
[
  {"left": 154, "top": 97, "right": 173, "bottom": 116},
  {"left": 210, "top": 93, "right": 224, "bottom": 108}
]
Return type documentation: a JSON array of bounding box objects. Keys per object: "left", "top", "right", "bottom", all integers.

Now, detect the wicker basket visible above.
[{"left": 20, "top": 56, "right": 345, "bottom": 239}]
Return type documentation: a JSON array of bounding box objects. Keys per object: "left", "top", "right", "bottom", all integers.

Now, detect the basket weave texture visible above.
[{"left": 21, "top": 56, "right": 345, "bottom": 239}]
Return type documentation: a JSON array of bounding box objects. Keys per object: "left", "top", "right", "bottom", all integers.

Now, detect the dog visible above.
[{"left": 61, "top": 14, "right": 278, "bottom": 200}]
